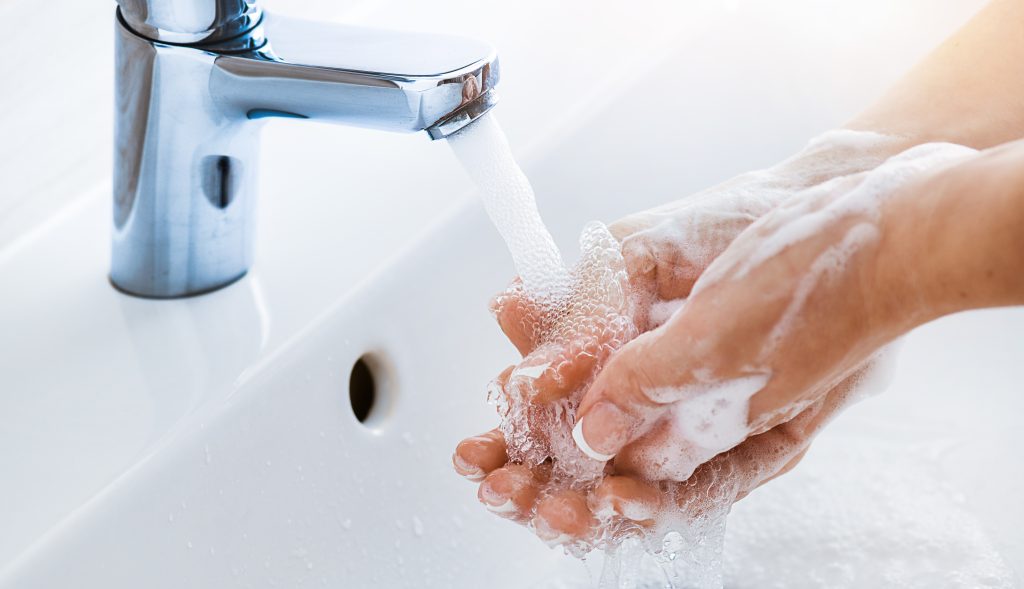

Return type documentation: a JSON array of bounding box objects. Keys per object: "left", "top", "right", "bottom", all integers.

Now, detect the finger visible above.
[
  {"left": 591, "top": 475, "right": 663, "bottom": 524},
  {"left": 532, "top": 490, "right": 596, "bottom": 546},
  {"left": 490, "top": 281, "right": 545, "bottom": 356},
  {"left": 573, "top": 290, "right": 789, "bottom": 470},
  {"left": 453, "top": 429, "right": 508, "bottom": 482},
  {"left": 620, "top": 209, "right": 758, "bottom": 302},
  {"left": 572, "top": 326, "right": 686, "bottom": 464},
  {"left": 477, "top": 464, "right": 541, "bottom": 523},
  {"left": 508, "top": 336, "right": 604, "bottom": 404},
  {"left": 621, "top": 232, "right": 694, "bottom": 302}
]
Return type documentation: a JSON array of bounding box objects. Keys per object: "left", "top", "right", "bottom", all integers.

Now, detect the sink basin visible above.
[{"left": 1, "top": 0, "right": 1018, "bottom": 587}]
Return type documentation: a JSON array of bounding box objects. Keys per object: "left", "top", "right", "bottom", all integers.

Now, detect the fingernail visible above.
[
  {"left": 572, "top": 418, "right": 614, "bottom": 461},
  {"left": 452, "top": 454, "right": 485, "bottom": 482},
  {"left": 478, "top": 480, "right": 507, "bottom": 507},
  {"left": 575, "top": 402, "right": 633, "bottom": 461},
  {"left": 574, "top": 402, "right": 632, "bottom": 461},
  {"left": 485, "top": 499, "right": 517, "bottom": 514},
  {"left": 532, "top": 515, "right": 572, "bottom": 547}
]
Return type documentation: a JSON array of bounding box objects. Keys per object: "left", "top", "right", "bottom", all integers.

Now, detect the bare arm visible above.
[{"left": 849, "top": 0, "right": 1024, "bottom": 148}]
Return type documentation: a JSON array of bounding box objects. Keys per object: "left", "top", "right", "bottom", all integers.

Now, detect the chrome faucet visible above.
[{"left": 112, "top": 0, "right": 499, "bottom": 297}]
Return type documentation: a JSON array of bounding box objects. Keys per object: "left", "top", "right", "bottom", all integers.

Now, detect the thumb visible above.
[
  {"left": 570, "top": 327, "right": 681, "bottom": 462},
  {"left": 572, "top": 319, "right": 770, "bottom": 471}
]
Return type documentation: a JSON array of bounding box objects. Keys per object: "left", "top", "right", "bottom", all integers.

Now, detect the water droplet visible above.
[
  {"left": 187, "top": 541, "right": 193, "bottom": 549},
  {"left": 168, "top": 513, "right": 175, "bottom": 523},
  {"left": 412, "top": 516, "right": 424, "bottom": 537},
  {"left": 204, "top": 444, "right": 212, "bottom": 465},
  {"left": 662, "top": 531, "right": 684, "bottom": 557}
]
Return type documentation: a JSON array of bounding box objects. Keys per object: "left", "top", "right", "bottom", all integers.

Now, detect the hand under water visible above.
[
  {"left": 452, "top": 131, "right": 917, "bottom": 544},
  {"left": 452, "top": 135, "right": 987, "bottom": 549}
]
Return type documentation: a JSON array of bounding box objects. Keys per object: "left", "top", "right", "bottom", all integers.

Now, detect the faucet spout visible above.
[
  {"left": 111, "top": 5, "right": 500, "bottom": 298},
  {"left": 211, "top": 15, "right": 499, "bottom": 135}
]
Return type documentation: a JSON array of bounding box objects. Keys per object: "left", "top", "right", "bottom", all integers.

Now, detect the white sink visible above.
[{"left": 2, "top": 0, "right": 1018, "bottom": 586}]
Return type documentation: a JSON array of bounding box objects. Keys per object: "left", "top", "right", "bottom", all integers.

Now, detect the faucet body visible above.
[{"left": 113, "top": 0, "right": 499, "bottom": 297}]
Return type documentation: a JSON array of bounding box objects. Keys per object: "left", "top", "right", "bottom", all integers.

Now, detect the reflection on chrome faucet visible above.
[{"left": 111, "top": 0, "right": 500, "bottom": 298}]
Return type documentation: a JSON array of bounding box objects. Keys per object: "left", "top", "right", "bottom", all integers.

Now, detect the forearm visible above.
[
  {"left": 847, "top": 0, "right": 1024, "bottom": 149},
  {"left": 881, "top": 140, "right": 1024, "bottom": 331}
]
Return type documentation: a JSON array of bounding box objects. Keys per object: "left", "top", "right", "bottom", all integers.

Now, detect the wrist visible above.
[{"left": 876, "top": 141, "right": 1024, "bottom": 329}]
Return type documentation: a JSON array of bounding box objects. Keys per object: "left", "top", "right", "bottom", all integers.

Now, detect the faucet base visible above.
[
  {"left": 111, "top": 5, "right": 499, "bottom": 298},
  {"left": 108, "top": 271, "right": 249, "bottom": 300}
]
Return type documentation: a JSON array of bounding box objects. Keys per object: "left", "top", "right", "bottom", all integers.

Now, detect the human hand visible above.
[
  {"left": 572, "top": 142, "right": 977, "bottom": 485},
  {"left": 452, "top": 130, "right": 926, "bottom": 547}
]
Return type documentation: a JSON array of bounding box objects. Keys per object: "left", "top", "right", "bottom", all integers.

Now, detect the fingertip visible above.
[
  {"left": 478, "top": 465, "right": 539, "bottom": 522},
  {"left": 572, "top": 418, "right": 615, "bottom": 462},
  {"left": 491, "top": 281, "right": 540, "bottom": 356},
  {"left": 572, "top": 401, "right": 635, "bottom": 462},
  {"left": 592, "top": 476, "right": 662, "bottom": 523},
  {"left": 452, "top": 452, "right": 488, "bottom": 482},
  {"left": 533, "top": 491, "right": 595, "bottom": 546},
  {"left": 508, "top": 338, "right": 603, "bottom": 404},
  {"left": 530, "top": 346, "right": 598, "bottom": 403},
  {"left": 453, "top": 430, "right": 508, "bottom": 481}
]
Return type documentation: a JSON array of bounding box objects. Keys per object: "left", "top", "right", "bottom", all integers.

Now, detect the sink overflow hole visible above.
[{"left": 349, "top": 356, "right": 377, "bottom": 423}]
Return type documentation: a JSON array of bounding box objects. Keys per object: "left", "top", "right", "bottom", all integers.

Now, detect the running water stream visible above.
[{"left": 448, "top": 113, "right": 725, "bottom": 588}]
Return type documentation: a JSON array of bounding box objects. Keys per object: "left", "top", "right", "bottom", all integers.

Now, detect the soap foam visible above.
[{"left": 694, "top": 141, "right": 977, "bottom": 290}]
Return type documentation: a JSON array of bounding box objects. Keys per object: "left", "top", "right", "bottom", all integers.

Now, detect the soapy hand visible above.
[
  {"left": 453, "top": 130, "right": 920, "bottom": 546},
  {"left": 571, "top": 142, "right": 976, "bottom": 485}
]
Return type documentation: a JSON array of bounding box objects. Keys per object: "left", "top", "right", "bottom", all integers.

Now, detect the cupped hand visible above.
[{"left": 453, "top": 130, "right": 927, "bottom": 546}]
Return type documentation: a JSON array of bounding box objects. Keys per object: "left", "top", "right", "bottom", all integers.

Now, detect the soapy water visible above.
[{"left": 448, "top": 115, "right": 1006, "bottom": 588}]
